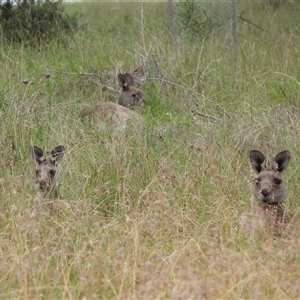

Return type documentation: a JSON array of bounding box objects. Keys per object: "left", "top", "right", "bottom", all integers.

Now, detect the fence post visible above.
[
  {"left": 167, "top": 0, "right": 177, "bottom": 49},
  {"left": 231, "top": 0, "right": 238, "bottom": 51}
]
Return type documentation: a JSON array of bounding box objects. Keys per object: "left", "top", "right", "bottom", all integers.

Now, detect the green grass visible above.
[{"left": 1, "top": 1, "right": 300, "bottom": 299}]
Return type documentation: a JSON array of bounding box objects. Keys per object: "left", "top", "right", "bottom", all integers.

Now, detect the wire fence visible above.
[{"left": 167, "top": 0, "right": 238, "bottom": 50}]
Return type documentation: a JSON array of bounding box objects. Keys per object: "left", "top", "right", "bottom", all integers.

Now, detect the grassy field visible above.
[{"left": 1, "top": 2, "right": 300, "bottom": 299}]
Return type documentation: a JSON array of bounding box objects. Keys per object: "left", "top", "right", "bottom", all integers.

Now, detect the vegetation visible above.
[
  {"left": 0, "top": 1, "right": 300, "bottom": 298},
  {"left": 175, "top": 0, "right": 229, "bottom": 39},
  {"left": 0, "top": 0, "right": 79, "bottom": 46}
]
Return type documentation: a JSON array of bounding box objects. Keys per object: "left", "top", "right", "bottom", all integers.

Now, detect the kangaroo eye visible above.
[
  {"left": 255, "top": 178, "right": 261, "bottom": 185},
  {"left": 50, "top": 170, "right": 56, "bottom": 177},
  {"left": 274, "top": 179, "right": 281, "bottom": 184}
]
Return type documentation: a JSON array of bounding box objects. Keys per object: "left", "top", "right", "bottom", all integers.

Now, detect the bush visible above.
[
  {"left": 175, "top": 0, "right": 216, "bottom": 39},
  {"left": 0, "top": 0, "right": 79, "bottom": 45}
]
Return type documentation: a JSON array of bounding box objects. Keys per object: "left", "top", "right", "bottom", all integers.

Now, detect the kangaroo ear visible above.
[
  {"left": 273, "top": 150, "right": 290, "bottom": 173},
  {"left": 49, "top": 145, "right": 65, "bottom": 165},
  {"left": 250, "top": 150, "right": 266, "bottom": 174},
  {"left": 118, "top": 73, "right": 133, "bottom": 91},
  {"left": 30, "top": 146, "right": 45, "bottom": 165},
  {"left": 124, "top": 73, "right": 134, "bottom": 86}
]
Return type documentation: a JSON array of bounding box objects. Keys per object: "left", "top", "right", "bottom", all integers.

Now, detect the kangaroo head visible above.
[
  {"left": 117, "top": 73, "right": 145, "bottom": 108},
  {"left": 250, "top": 150, "right": 290, "bottom": 205},
  {"left": 30, "top": 145, "right": 65, "bottom": 198}
]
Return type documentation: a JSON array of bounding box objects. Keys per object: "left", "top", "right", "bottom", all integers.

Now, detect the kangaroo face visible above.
[
  {"left": 117, "top": 73, "right": 145, "bottom": 108},
  {"left": 35, "top": 161, "right": 57, "bottom": 194},
  {"left": 252, "top": 169, "right": 285, "bottom": 204},
  {"left": 250, "top": 150, "right": 290, "bottom": 205},
  {"left": 30, "top": 145, "right": 64, "bottom": 198}
]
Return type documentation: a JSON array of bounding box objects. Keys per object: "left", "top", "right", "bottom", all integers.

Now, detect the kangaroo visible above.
[
  {"left": 241, "top": 150, "right": 291, "bottom": 235},
  {"left": 117, "top": 73, "right": 144, "bottom": 108},
  {"left": 30, "top": 145, "right": 65, "bottom": 200},
  {"left": 80, "top": 73, "right": 145, "bottom": 131},
  {"left": 80, "top": 73, "right": 145, "bottom": 129}
]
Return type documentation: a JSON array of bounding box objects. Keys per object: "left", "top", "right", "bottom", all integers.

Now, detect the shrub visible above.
[
  {"left": 175, "top": 0, "right": 215, "bottom": 39},
  {"left": 0, "top": 0, "right": 79, "bottom": 45}
]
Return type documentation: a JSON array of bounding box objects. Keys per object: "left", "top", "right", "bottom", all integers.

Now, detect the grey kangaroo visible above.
[
  {"left": 80, "top": 73, "right": 145, "bottom": 130},
  {"left": 117, "top": 73, "right": 144, "bottom": 108},
  {"left": 249, "top": 150, "right": 291, "bottom": 233},
  {"left": 30, "top": 145, "right": 65, "bottom": 199}
]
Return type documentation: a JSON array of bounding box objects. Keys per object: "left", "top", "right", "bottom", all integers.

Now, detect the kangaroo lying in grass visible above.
[
  {"left": 241, "top": 150, "right": 292, "bottom": 235},
  {"left": 117, "top": 73, "right": 144, "bottom": 108},
  {"left": 81, "top": 73, "right": 145, "bottom": 130},
  {"left": 30, "top": 145, "right": 65, "bottom": 200}
]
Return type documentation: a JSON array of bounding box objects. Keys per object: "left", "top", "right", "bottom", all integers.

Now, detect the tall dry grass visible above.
[{"left": 0, "top": 2, "right": 300, "bottom": 299}]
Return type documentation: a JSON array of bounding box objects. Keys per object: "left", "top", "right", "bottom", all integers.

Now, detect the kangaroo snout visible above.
[
  {"left": 261, "top": 187, "right": 271, "bottom": 201},
  {"left": 38, "top": 179, "right": 47, "bottom": 190},
  {"left": 36, "top": 166, "right": 56, "bottom": 189},
  {"left": 256, "top": 177, "right": 274, "bottom": 203}
]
